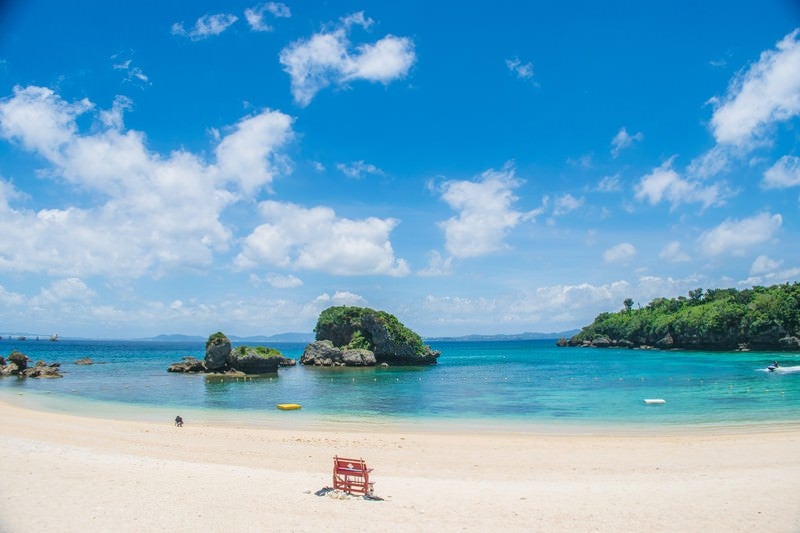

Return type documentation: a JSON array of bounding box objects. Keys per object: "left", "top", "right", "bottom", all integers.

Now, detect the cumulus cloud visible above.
[
  {"left": 750, "top": 254, "right": 782, "bottom": 275},
  {"left": 424, "top": 280, "right": 634, "bottom": 329},
  {"left": 710, "top": 29, "right": 800, "bottom": 147},
  {"left": 336, "top": 160, "right": 384, "bottom": 179},
  {"left": 31, "top": 278, "right": 95, "bottom": 306},
  {"left": 659, "top": 241, "right": 690, "bottom": 263},
  {"left": 505, "top": 57, "right": 534, "bottom": 80},
  {"left": 312, "top": 290, "right": 368, "bottom": 309},
  {"left": 171, "top": 13, "right": 239, "bottom": 40},
  {"left": 697, "top": 212, "right": 782, "bottom": 256},
  {"left": 635, "top": 157, "right": 729, "bottom": 209},
  {"left": 251, "top": 272, "right": 304, "bottom": 289},
  {"left": 763, "top": 155, "right": 800, "bottom": 188},
  {"left": 244, "top": 2, "right": 290, "bottom": 32},
  {"left": 279, "top": 11, "right": 415, "bottom": 106},
  {"left": 0, "top": 85, "right": 294, "bottom": 277},
  {"left": 603, "top": 243, "right": 636, "bottom": 264},
  {"left": 438, "top": 164, "right": 541, "bottom": 258},
  {"left": 235, "top": 200, "right": 410, "bottom": 276},
  {"left": 610, "top": 127, "right": 643, "bottom": 158},
  {"left": 215, "top": 110, "right": 294, "bottom": 194}
]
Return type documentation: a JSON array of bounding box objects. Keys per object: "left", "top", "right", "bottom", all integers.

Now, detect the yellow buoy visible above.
[{"left": 276, "top": 403, "right": 301, "bottom": 410}]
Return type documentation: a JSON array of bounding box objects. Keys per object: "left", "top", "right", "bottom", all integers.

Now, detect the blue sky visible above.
[{"left": 0, "top": 1, "right": 799, "bottom": 339}]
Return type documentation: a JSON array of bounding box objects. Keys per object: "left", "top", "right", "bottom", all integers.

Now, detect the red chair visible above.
[{"left": 333, "top": 456, "right": 373, "bottom": 495}]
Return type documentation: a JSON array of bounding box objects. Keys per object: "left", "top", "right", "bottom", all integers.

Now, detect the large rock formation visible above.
[
  {"left": 205, "top": 332, "right": 232, "bottom": 371},
  {"left": 300, "top": 340, "right": 377, "bottom": 367},
  {"left": 0, "top": 351, "right": 62, "bottom": 378},
  {"left": 228, "top": 346, "right": 282, "bottom": 374},
  {"left": 301, "top": 306, "right": 440, "bottom": 367},
  {"left": 168, "top": 332, "right": 285, "bottom": 374}
]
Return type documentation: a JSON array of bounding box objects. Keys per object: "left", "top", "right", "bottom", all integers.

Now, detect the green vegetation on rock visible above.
[
  {"left": 206, "top": 331, "right": 228, "bottom": 349},
  {"left": 315, "top": 305, "right": 426, "bottom": 354},
  {"left": 233, "top": 345, "right": 283, "bottom": 358},
  {"left": 567, "top": 283, "right": 800, "bottom": 350}
]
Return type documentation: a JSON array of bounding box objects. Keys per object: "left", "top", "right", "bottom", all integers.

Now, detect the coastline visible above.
[{"left": 2, "top": 399, "right": 799, "bottom": 531}]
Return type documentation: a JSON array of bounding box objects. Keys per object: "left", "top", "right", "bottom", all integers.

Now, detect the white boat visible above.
[{"left": 643, "top": 398, "right": 666, "bottom": 405}]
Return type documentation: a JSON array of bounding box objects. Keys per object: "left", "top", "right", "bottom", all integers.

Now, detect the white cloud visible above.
[
  {"left": 750, "top": 254, "right": 782, "bottom": 275},
  {"left": 635, "top": 157, "right": 728, "bottom": 209},
  {"left": 417, "top": 250, "right": 453, "bottom": 277},
  {"left": 505, "top": 57, "right": 534, "bottom": 80},
  {"left": 215, "top": 110, "right": 295, "bottom": 194},
  {"left": 171, "top": 13, "right": 239, "bottom": 40},
  {"left": 0, "top": 85, "right": 91, "bottom": 161},
  {"left": 244, "top": 2, "right": 291, "bottom": 32},
  {"left": 763, "top": 155, "right": 800, "bottom": 188},
  {"left": 0, "top": 283, "right": 26, "bottom": 306},
  {"left": 260, "top": 273, "right": 304, "bottom": 289},
  {"left": 235, "top": 200, "right": 410, "bottom": 276},
  {"left": 610, "top": 127, "right": 643, "bottom": 158},
  {"left": 31, "top": 278, "right": 95, "bottom": 306},
  {"left": 603, "top": 242, "right": 636, "bottom": 264},
  {"left": 698, "top": 212, "right": 782, "bottom": 256},
  {"left": 0, "top": 177, "right": 24, "bottom": 211},
  {"left": 111, "top": 54, "right": 150, "bottom": 86},
  {"left": 438, "top": 164, "right": 539, "bottom": 258},
  {"left": 336, "top": 160, "right": 384, "bottom": 179},
  {"left": 710, "top": 29, "right": 800, "bottom": 147},
  {"left": 312, "top": 290, "right": 368, "bottom": 308},
  {"left": 686, "top": 145, "right": 732, "bottom": 179},
  {"left": 553, "top": 193, "right": 583, "bottom": 216},
  {"left": 279, "top": 11, "right": 415, "bottom": 106},
  {"left": 0, "top": 86, "right": 295, "bottom": 277},
  {"left": 659, "top": 241, "right": 690, "bottom": 263}
]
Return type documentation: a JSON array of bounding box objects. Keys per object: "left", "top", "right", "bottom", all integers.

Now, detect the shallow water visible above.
[{"left": 1, "top": 338, "right": 798, "bottom": 429}]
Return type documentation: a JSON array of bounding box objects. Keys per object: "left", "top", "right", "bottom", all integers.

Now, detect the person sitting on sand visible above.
[{"left": 175, "top": 415, "right": 183, "bottom": 427}]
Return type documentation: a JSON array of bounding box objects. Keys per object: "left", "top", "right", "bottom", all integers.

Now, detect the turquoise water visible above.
[{"left": 1, "top": 338, "right": 798, "bottom": 429}]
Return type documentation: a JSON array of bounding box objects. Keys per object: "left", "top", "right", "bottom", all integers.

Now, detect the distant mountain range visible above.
[
  {"left": 3, "top": 330, "right": 580, "bottom": 343},
  {"left": 139, "top": 332, "right": 316, "bottom": 343},
  {"left": 424, "top": 330, "right": 580, "bottom": 342}
]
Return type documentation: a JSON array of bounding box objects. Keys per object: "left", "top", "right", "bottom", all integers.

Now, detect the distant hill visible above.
[
  {"left": 567, "top": 283, "right": 800, "bottom": 351},
  {"left": 231, "top": 332, "right": 315, "bottom": 343},
  {"left": 425, "top": 330, "right": 580, "bottom": 342},
  {"left": 141, "top": 332, "right": 315, "bottom": 343}
]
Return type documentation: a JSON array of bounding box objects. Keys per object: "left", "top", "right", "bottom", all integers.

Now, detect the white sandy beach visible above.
[{"left": 1, "top": 399, "right": 798, "bottom": 532}]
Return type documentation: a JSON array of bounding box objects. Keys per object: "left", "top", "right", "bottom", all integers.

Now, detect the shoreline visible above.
[
  {"left": 3, "top": 387, "right": 799, "bottom": 436},
  {"left": 2, "top": 399, "right": 800, "bottom": 531}
]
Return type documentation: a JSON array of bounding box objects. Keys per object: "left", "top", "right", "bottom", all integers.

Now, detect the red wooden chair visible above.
[{"left": 332, "top": 456, "right": 373, "bottom": 495}]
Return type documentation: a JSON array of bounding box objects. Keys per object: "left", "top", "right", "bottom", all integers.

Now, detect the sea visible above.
[{"left": 1, "top": 338, "right": 798, "bottom": 431}]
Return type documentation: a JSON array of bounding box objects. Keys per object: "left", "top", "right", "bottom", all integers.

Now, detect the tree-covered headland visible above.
[{"left": 561, "top": 283, "right": 800, "bottom": 351}]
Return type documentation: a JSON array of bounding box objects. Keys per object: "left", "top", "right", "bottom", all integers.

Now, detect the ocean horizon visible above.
[{"left": 1, "top": 338, "right": 798, "bottom": 431}]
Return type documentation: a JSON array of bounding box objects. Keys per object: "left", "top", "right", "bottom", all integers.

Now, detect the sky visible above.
[{"left": 0, "top": 1, "right": 799, "bottom": 339}]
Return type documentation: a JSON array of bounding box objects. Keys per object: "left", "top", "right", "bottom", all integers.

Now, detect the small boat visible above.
[
  {"left": 643, "top": 398, "right": 666, "bottom": 405},
  {"left": 276, "top": 403, "right": 302, "bottom": 410}
]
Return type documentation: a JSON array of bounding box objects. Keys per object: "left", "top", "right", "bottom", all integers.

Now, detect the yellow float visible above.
[{"left": 276, "top": 403, "right": 301, "bottom": 410}]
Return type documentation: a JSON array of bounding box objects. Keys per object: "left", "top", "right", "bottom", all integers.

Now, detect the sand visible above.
[{"left": 1, "top": 399, "right": 799, "bottom": 532}]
